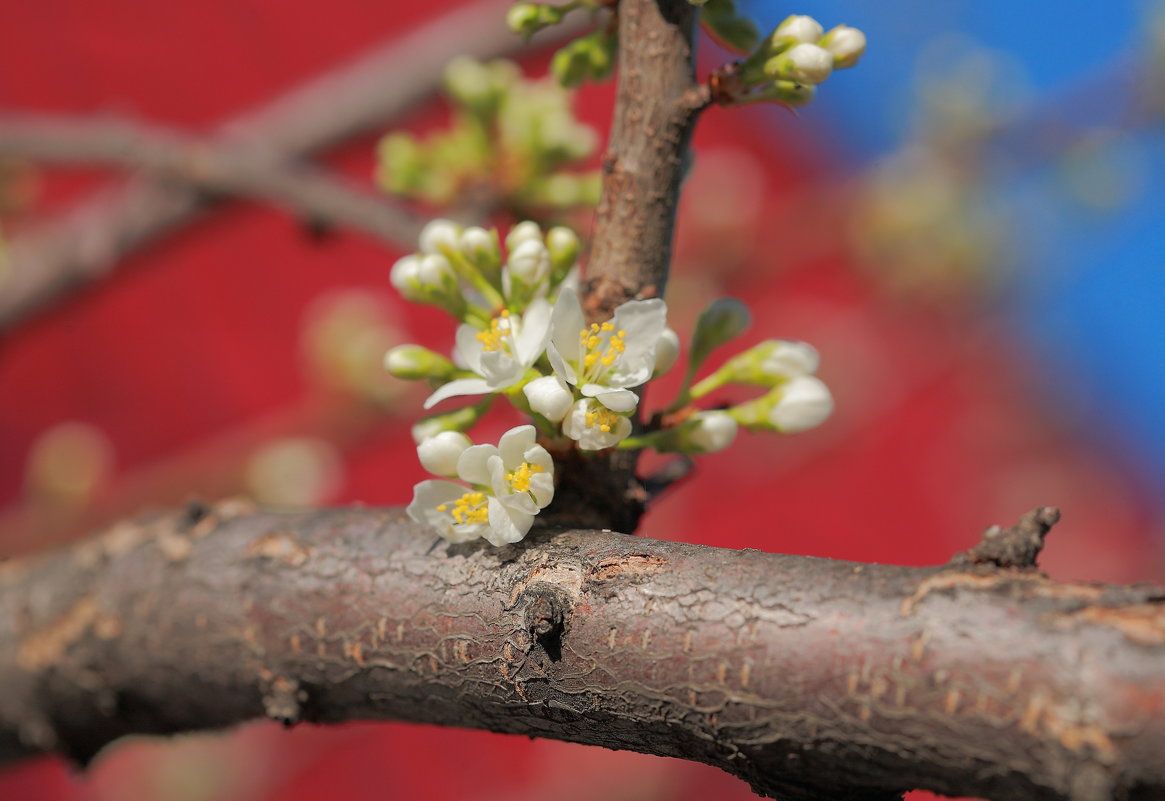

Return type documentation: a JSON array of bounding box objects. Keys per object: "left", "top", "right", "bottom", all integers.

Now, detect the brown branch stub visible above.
[
  {"left": 2, "top": 504, "right": 1164, "bottom": 801},
  {"left": 952, "top": 506, "right": 1061, "bottom": 571}
]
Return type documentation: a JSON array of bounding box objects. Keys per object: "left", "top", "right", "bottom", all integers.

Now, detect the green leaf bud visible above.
[{"left": 689, "top": 297, "right": 752, "bottom": 370}]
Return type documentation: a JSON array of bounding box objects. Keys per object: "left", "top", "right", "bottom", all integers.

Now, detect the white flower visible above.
[
  {"left": 423, "top": 299, "right": 552, "bottom": 408},
  {"left": 769, "top": 43, "right": 834, "bottom": 86},
  {"left": 760, "top": 340, "right": 819, "bottom": 378},
  {"left": 688, "top": 411, "right": 738, "bottom": 453},
  {"left": 416, "top": 431, "right": 472, "bottom": 476},
  {"left": 390, "top": 253, "right": 459, "bottom": 306},
  {"left": 561, "top": 398, "right": 633, "bottom": 450},
  {"left": 821, "top": 25, "right": 866, "bottom": 68},
  {"left": 419, "top": 219, "right": 462, "bottom": 255},
  {"left": 523, "top": 375, "right": 574, "bottom": 422},
  {"left": 408, "top": 425, "right": 554, "bottom": 546},
  {"left": 505, "top": 221, "right": 543, "bottom": 253},
  {"left": 546, "top": 287, "right": 668, "bottom": 413},
  {"left": 774, "top": 14, "right": 823, "bottom": 45},
  {"left": 507, "top": 239, "right": 551, "bottom": 284},
  {"left": 770, "top": 375, "right": 833, "bottom": 432},
  {"left": 653, "top": 328, "right": 680, "bottom": 377}
]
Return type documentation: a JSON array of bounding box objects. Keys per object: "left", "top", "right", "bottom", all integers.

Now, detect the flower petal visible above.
[
  {"left": 423, "top": 378, "right": 493, "bottom": 409},
  {"left": 581, "top": 385, "right": 639, "bottom": 412},
  {"left": 457, "top": 444, "right": 498, "bottom": 485},
  {"left": 486, "top": 497, "right": 533, "bottom": 546},
  {"left": 407, "top": 480, "right": 487, "bottom": 543},
  {"left": 497, "top": 425, "right": 537, "bottom": 468},
  {"left": 607, "top": 298, "right": 668, "bottom": 387},
  {"left": 454, "top": 324, "right": 485, "bottom": 373},
  {"left": 514, "top": 297, "right": 552, "bottom": 365},
  {"left": 529, "top": 472, "right": 554, "bottom": 508}
]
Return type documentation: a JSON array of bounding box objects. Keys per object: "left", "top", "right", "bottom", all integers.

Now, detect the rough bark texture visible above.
[
  {"left": 584, "top": 0, "right": 709, "bottom": 319},
  {"left": 2, "top": 501, "right": 1163, "bottom": 801}
]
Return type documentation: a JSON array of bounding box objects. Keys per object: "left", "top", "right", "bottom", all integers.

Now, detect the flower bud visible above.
[
  {"left": 690, "top": 297, "right": 752, "bottom": 369},
  {"left": 418, "top": 253, "right": 455, "bottom": 286},
  {"left": 419, "top": 219, "right": 462, "bottom": 255},
  {"left": 508, "top": 239, "right": 551, "bottom": 284},
  {"left": 411, "top": 400, "right": 492, "bottom": 444},
  {"left": 444, "top": 57, "right": 495, "bottom": 114},
  {"left": 688, "top": 411, "right": 738, "bottom": 453},
  {"left": 546, "top": 226, "right": 580, "bottom": 267},
  {"left": 766, "top": 43, "right": 833, "bottom": 86},
  {"left": 773, "top": 14, "right": 823, "bottom": 45},
  {"left": 523, "top": 375, "right": 574, "bottom": 422},
  {"left": 384, "top": 345, "right": 458, "bottom": 381},
  {"left": 460, "top": 226, "right": 502, "bottom": 280},
  {"left": 389, "top": 255, "right": 423, "bottom": 299},
  {"left": 417, "top": 431, "right": 472, "bottom": 477},
  {"left": 505, "top": 220, "right": 543, "bottom": 253},
  {"left": 769, "top": 375, "right": 833, "bottom": 432},
  {"left": 820, "top": 25, "right": 866, "bottom": 69},
  {"left": 506, "top": 3, "right": 563, "bottom": 38},
  {"left": 653, "top": 327, "right": 680, "bottom": 377}
]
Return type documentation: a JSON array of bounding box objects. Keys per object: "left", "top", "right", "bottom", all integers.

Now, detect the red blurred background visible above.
[{"left": 2, "top": 1, "right": 1162, "bottom": 799}]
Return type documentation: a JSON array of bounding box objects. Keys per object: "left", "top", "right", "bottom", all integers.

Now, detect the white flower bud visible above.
[
  {"left": 546, "top": 226, "right": 580, "bottom": 264},
  {"left": 505, "top": 221, "right": 543, "bottom": 253},
  {"left": 384, "top": 345, "right": 456, "bottom": 381},
  {"left": 419, "top": 219, "right": 462, "bottom": 254},
  {"left": 417, "top": 431, "right": 472, "bottom": 477},
  {"left": 390, "top": 255, "right": 421, "bottom": 293},
  {"left": 689, "top": 411, "right": 738, "bottom": 453},
  {"left": 653, "top": 327, "right": 680, "bottom": 377},
  {"left": 508, "top": 239, "right": 551, "bottom": 284},
  {"left": 821, "top": 25, "right": 866, "bottom": 69},
  {"left": 768, "top": 43, "right": 833, "bottom": 86},
  {"left": 769, "top": 375, "right": 833, "bottom": 432},
  {"left": 774, "top": 14, "right": 823, "bottom": 45},
  {"left": 523, "top": 375, "right": 574, "bottom": 422},
  {"left": 761, "top": 341, "right": 819, "bottom": 378},
  {"left": 418, "top": 254, "right": 454, "bottom": 287},
  {"left": 460, "top": 226, "right": 494, "bottom": 258}
]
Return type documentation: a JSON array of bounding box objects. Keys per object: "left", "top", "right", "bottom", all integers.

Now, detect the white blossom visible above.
[
  {"left": 505, "top": 220, "right": 543, "bottom": 253},
  {"left": 408, "top": 425, "right": 554, "bottom": 546},
  {"left": 507, "top": 239, "right": 551, "bottom": 284},
  {"left": 760, "top": 340, "right": 819, "bottom": 378},
  {"left": 424, "top": 299, "right": 552, "bottom": 408},
  {"left": 688, "top": 411, "right": 738, "bottom": 453},
  {"left": 523, "top": 375, "right": 574, "bottom": 422},
  {"left": 653, "top": 328, "right": 680, "bottom": 377},
  {"left": 546, "top": 287, "right": 668, "bottom": 413},
  {"left": 772, "top": 43, "right": 834, "bottom": 86},
  {"left": 770, "top": 375, "right": 833, "bottom": 432},
  {"left": 419, "top": 219, "right": 462, "bottom": 255},
  {"left": 561, "top": 398, "right": 633, "bottom": 450},
  {"left": 416, "top": 431, "right": 472, "bottom": 476},
  {"left": 821, "top": 24, "right": 866, "bottom": 68},
  {"left": 774, "top": 14, "right": 823, "bottom": 45}
]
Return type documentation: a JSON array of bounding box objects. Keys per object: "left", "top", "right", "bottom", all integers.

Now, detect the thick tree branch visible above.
[
  {"left": 2, "top": 502, "right": 1163, "bottom": 801},
  {"left": 0, "top": 0, "right": 587, "bottom": 331},
  {"left": 0, "top": 115, "right": 425, "bottom": 245}
]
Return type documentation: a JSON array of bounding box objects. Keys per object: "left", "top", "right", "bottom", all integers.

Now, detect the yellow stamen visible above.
[
  {"left": 504, "top": 462, "right": 544, "bottom": 493},
  {"left": 475, "top": 314, "right": 511, "bottom": 353},
  {"left": 585, "top": 407, "right": 621, "bottom": 433},
  {"left": 439, "top": 491, "right": 488, "bottom": 525}
]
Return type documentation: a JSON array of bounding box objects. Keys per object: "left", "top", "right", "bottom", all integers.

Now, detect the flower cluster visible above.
[
  {"left": 724, "top": 13, "right": 867, "bottom": 107},
  {"left": 388, "top": 219, "right": 833, "bottom": 547}
]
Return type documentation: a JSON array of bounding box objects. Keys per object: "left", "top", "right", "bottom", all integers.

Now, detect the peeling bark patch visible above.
[
  {"left": 901, "top": 570, "right": 1108, "bottom": 617},
  {"left": 588, "top": 554, "right": 666, "bottom": 583},
  {"left": 17, "top": 596, "right": 117, "bottom": 670},
  {"left": 1062, "top": 604, "right": 1165, "bottom": 646},
  {"left": 245, "top": 530, "right": 311, "bottom": 567}
]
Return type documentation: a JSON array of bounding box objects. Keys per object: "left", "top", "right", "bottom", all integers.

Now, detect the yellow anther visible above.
[
  {"left": 475, "top": 315, "right": 510, "bottom": 353},
  {"left": 585, "top": 406, "right": 621, "bottom": 433},
  {"left": 504, "top": 462, "right": 544, "bottom": 493},
  {"left": 441, "top": 491, "right": 489, "bottom": 525},
  {"left": 601, "top": 322, "right": 614, "bottom": 331}
]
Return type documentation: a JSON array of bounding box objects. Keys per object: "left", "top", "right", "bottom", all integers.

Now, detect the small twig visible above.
[
  {"left": 951, "top": 506, "right": 1061, "bottom": 570},
  {"left": 0, "top": 114, "right": 425, "bottom": 245}
]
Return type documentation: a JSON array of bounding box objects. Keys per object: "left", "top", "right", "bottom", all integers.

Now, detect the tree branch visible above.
[
  {"left": 0, "top": 114, "right": 425, "bottom": 245},
  {"left": 0, "top": 0, "right": 587, "bottom": 331},
  {"left": 1, "top": 502, "right": 1162, "bottom": 801},
  {"left": 585, "top": 0, "right": 709, "bottom": 318}
]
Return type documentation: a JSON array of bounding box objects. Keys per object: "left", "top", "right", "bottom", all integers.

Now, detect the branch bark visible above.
[
  {"left": 1, "top": 502, "right": 1162, "bottom": 801},
  {"left": 0, "top": 114, "right": 425, "bottom": 245}
]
